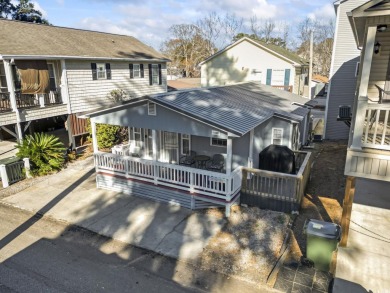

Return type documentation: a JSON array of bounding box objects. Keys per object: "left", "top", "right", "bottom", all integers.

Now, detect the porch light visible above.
[
  {"left": 377, "top": 24, "right": 387, "bottom": 32},
  {"left": 374, "top": 42, "right": 381, "bottom": 54}
]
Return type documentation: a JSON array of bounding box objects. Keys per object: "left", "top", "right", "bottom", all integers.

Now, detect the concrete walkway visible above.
[
  {"left": 0, "top": 157, "right": 226, "bottom": 263},
  {"left": 333, "top": 178, "right": 390, "bottom": 293}
]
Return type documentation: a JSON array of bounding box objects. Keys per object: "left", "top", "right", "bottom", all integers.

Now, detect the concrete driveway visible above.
[{"left": 1, "top": 157, "right": 225, "bottom": 263}]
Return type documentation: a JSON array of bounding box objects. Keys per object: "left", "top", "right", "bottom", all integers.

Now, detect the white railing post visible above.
[
  {"left": 226, "top": 137, "right": 232, "bottom": 175},
  {"left": 190, "top": 172, "right": 194, "bottom": 193},
  {"left": 91, "top": 120, "right": 98, "bottom": 153},
  {"left": 23, "top": 158, "right": 32, "bottom": 178},
  {"left": 3, "top": 59, "right": 17, "bottom": 111},
  {"left": 0, "top": 164, "right": 9, "bottom": 188},
  {"left": 39, "top": 94, "right": 45, "bottom": 107},
  {"left": 351, "top": 25, "right": 376, "bottom": 150}
]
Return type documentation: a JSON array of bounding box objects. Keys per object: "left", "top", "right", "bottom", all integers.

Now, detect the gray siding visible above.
[
  {"left": 92, "top": 103, "right": 226, "bottom": 138},
  {"left": 325, "top": 0, "right": 366, "bottom": 140},
  {"left": 66, "top": 60, "right": 167, "bottom": 114},
  {"left": 252, "top": 117, "right": 292, "bottom": 168},
  {"left": 232, "top": 131, "right": 250, "bottom": 169},
  {"left": 21, "top": 105, "right": 68, "bottom": 121}
]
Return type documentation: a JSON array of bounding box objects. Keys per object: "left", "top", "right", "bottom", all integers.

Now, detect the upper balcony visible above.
[{"left": 0, "top": 90, "right": 63, "bottom": 113}]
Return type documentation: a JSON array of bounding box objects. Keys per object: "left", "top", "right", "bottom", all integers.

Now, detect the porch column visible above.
[
  {"left": 91, "top": 119, "right": 98, "bottom": 153},
  {"left": 226, "top": 137, "right": 233, "bottom": 175},
  {"left": 351, "top": 25, "right": 376, "bottom": 150},
  {"left": 248, "top": 129, "right": 254, "bottom": 168},
  {"left": 3, "top": 59, "right": 17, "bottom": 111},
  {"left": 60, "top": 60, "right": 71, "bottom": 112},
  {"left": 152, "top": 129, "right": 157, "bottom": 161}
]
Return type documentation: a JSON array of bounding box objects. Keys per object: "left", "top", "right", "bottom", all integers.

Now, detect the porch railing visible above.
[
  {"left": 240, "top": 151, "right": 312, "bottom": 213},
  {"left": 0, "top": 92, "right": 12, "bottom": 113},
  {"left": 362, "top": 103, "right": 390, "bottom": 150},
  {"left": 94, "top": 152, "right": 242, "bottom": 200},
  {"left": 15, "top": 91, "right": 62, "bottom": 109}
]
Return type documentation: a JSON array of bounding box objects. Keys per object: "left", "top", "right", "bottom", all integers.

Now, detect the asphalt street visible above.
[{"left": 0, "top": 204, "right": 276, "bottom": 293}]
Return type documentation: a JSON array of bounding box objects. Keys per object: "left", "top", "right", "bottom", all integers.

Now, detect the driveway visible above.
[{"left": 0, "top": 157, "right": 226, "bottom": 263}]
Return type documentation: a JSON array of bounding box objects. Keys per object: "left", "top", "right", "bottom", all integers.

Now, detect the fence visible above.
[
  {"left": 0, "top": 158, "right": 31, "bottom": 188},
  {"left": 240, "top": 151, "right": 312, "bottom": 213}
]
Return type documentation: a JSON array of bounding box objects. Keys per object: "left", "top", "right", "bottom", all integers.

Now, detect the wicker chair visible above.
[
  {"left": 206, "top": 154, "right": 225, "bottom": 172},
  {"left": 179, "top": 151, "right": 196, "bottom": 166}
]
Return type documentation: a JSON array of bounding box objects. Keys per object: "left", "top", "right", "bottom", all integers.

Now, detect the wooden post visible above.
[
  {"left": 226, "top": 137, "right": 232, "bottom": 175},
  {"left": 3, "top": 59, "right": 17, "bottom": 111},
  {"left": 0, "top": 164, "right": 9, "bottom": 188},
  {"left": 91, "top": 120, "right": 98, "bottom": 153},
  {"left": 340, "top": 176, "right": 356, "bottom": 247},
  {"left": 248, "top": 129, "right": 254, "bottom": 168},
  {"left": 23, "top": 158, "right": 32, "bottom": 179}
]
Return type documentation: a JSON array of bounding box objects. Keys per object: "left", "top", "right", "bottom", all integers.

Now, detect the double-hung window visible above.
[
  {"left": 47, "top": 63, "right": 57, "bottom": 91},
  {"left": 152, "top": 64, "right": 159, "bottom": 85},
  {"left": 133, "top": 64, "right": 140, "bottom": 78},
  {"left": 272, "top": 128, "right": 283, "bottom": 145},
  {"left": 181, "top": 134, "right": 191, "bottom": 155},
  {"left": 97, "top": 63, "right": 106, "bottom": 79}
]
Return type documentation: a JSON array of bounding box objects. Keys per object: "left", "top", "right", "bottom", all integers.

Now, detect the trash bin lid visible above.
[{"left": 305, "top": 219, "right": 341, "bottom": 239}]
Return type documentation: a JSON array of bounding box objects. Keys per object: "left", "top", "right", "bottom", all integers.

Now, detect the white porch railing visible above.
[
  {"left": 94, "top": 152, "right": 242, "bottom": 201},
  {"left": 362, "top": 103, "right": 390, "bottom": 150}
]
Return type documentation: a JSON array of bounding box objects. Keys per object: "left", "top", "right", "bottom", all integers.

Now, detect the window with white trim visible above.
[
  {"left": 133, "top": 64, "right": 141, "bottom": 78},
  {"left": 148, "top": 102, "right": 156, "bottom": 115},
  {"left": 0, "top": 62, "right": 7, "bottom": 92},
  {"left": 272, "top": 128, "right": 283, "bottom": 145},
  {"left": 132, "top": 127, "right": 142, "bottom": 147},
  {"left": 211, "top": 130, "right": 227, "bottom": 147},
  {"left": 97, "top": 63, "right": 106, "bottom": 79},
  {"left": 47, "top": 63, "right": 57, "bottom": 91},
  {"left": 181, "top": 134, "right": 191, "bottom": 155},
  {"left": 152, "top": 64, "right": 159, "bottom": 84}
]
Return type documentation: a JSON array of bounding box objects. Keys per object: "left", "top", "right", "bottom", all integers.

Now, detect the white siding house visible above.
[
  {"left": 199, "top": 37, "right": 309, "bottom": 96},
  {"left": 0, "top": 19, "right": 169, "bottom": 146},
  {"left": 324, "top": 0, "right": 368, "bottom": 139}
]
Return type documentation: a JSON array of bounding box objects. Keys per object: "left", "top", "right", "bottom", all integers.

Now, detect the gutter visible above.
[{"left": 0, "top": 55, "right": 170, "bottom": 62}]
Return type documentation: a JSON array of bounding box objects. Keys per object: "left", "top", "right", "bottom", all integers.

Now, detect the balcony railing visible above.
[
  {"left": 362, "top": 103, "right": 390, "bottom": 150},
  {"left": 0, "top": 92, "right": 12, "bottom": 113},
  {"left": 15, "top": 91, "right": 62, "bottom": 109}
]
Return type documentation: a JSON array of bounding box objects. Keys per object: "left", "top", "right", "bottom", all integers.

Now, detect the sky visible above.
[{"left": 32, "top": 0, "right": 336, "bottom": 50}]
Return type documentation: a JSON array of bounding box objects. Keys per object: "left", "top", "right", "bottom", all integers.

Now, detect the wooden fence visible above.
[{"left": 240, "top": 151, "right": 312, "bottom": 213}]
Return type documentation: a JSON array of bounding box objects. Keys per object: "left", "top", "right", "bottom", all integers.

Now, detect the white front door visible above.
[{"left": 160, "top": 131, "right": 179, "bottom": 163}]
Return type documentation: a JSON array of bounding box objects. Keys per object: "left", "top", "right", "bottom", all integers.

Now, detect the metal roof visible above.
[{"left": 148, "top": 82, "right": 310, "bottom": 136}]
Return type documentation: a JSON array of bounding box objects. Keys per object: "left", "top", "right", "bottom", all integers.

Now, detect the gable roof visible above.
[
  {"left": 148, "top": 82, "right": 310, "bottom": 136},
  {"left": 199, "top": 37, "right": 309, "bottom": 67},
  {"left": 0, "top": 19, "right": 168, "bottom": 61}
]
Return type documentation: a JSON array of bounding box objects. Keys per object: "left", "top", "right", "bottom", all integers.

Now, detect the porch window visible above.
[
  {"left": 0, "top": 62, "right": 7, "bottom": 92},
  {"left": 272, "top": 128, "right": 283, "bottom": 145},
  {"left": 211, "top": 130, "right": 227, "bottom": 147},
  {"left": 132, "top": 127, "right": 142, "bottom": 147},
  {"left": 181, "top": 134, "right": 191, "bottom": 155},
  {"left": 148, "top": 102, "right": 156, "bottom": 115}
]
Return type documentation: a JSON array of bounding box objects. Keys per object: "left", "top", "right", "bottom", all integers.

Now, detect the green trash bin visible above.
[{"left": 304, "top": 219, "right": 341, "bottom": 271}]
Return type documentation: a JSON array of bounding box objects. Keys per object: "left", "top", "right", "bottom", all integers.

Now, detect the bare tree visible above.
[
  {"left": 196, "top": 12, "right": 222, "bottom": 56},
  {"left": 250, "top": 16, "right": 276, "bottom": 43},
  {"left": 222, "top": 13, "right": 243, "bottom": 46}
]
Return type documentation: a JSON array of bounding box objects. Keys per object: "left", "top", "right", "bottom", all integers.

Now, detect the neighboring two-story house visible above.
[
  {"left": 331, "top": 1, "right": 390, "bottom": 292},
  {"left": 0, "top": 19, "right": 169, "bottom": 147},
  {"left": 324, "top": 0, "right": 368, "bottom": 140},
  {"left": 199, "top": 37, "right": 309, "bottom": 96}
]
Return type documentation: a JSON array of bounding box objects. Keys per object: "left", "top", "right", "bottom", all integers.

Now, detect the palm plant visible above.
[{"left": 16, "top": 132, "right": 66, "bottom": 176}]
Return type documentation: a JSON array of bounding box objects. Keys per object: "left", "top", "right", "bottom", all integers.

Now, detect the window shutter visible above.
[
  {"left": 129, "top": 64, "right": 134, "bottom": 79},
  {"left": 266, "top": 69, "right": 272, "bottom": 85},
  {"left": 148, "top": 64, "right": 152, "bottom": 85},
  {"left": 91, "top": 63, "right": 97, "bottom": 80},
  {"left": 140, "top": 64, "right": 144, "bottom": 78},
  {"left": 158, "top": 64, "right": 162, "bottom": 85},
  {"left": 106, "top": 63, "right": 111, "bottom": 79}
]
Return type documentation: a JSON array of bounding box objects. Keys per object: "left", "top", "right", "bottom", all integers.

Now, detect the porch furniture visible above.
[
  {"left": 206, "top": 154, "right": 225, "bottom": 172},
  {"left": 194, "top": 155, "right": 210, "bottom": 169},
  {"left": 111, "top": 143, "right": 130, "bottom": 156},
  {"left": 179, "top": 151, "right": 197, "bottom": 167}
]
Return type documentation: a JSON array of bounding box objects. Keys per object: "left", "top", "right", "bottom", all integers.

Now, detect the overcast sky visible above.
[{"left": 33, "top": 0, "right": 336, "bottom": 50}]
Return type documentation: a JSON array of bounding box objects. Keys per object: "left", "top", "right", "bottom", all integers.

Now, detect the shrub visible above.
[
  {"left": 86, "top": 119, "right": 123, "bottom": 150},
  {"left": 16, "top": 132, "right": 66, "bottom": 176}
]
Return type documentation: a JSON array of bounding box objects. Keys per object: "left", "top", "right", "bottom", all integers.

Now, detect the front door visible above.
[{"left": 160, "top": 131, "right": 179, "bottom": 163}]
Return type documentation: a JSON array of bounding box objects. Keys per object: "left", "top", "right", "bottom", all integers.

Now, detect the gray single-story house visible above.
[{"left": 83, "top": 82, "right": 311, "bottom": 216}]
